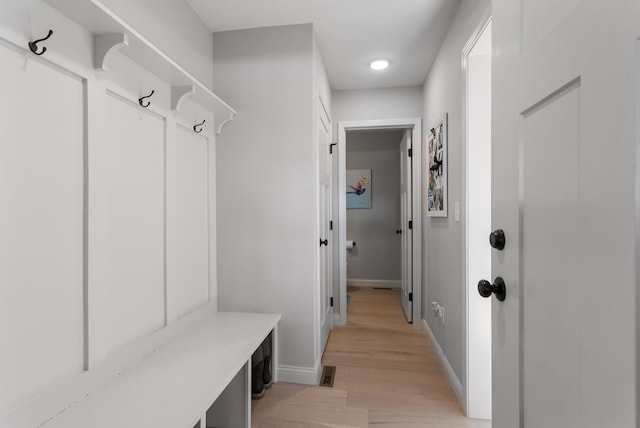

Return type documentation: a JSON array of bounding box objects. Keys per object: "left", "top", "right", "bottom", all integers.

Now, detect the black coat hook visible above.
[
  {"left": 138, "top": 90, "right": 155, "bottom": 108},
  {"left": 193, "top": 119, "right": 205, "bottom": 133},
  {"left": 29, "top": 29, "right": 54, "bottom": 56}
]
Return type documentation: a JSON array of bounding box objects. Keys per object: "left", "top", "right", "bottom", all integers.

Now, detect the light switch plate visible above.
[{"left": 454, "top": 202, "right": 460, "bottom": 223}]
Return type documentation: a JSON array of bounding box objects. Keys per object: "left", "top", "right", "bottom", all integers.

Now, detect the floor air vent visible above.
[{"left": 319, "top": 365, "right": 336, "bottom": 387}]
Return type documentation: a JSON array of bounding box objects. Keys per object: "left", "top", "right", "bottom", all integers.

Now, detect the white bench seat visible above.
[{"left": 0, "top": 309, "right": 280, "bottom": 428}]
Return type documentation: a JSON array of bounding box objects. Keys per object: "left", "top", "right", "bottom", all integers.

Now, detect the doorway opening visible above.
[
  {"left": 464, "top": 17, "right": 492, "bottom": 420},
  {"left": 336, "top": 119, "right": 422, "bottom": 326},
  {"left": 343, "top": 129, "right": 406, "bottom": 318}
]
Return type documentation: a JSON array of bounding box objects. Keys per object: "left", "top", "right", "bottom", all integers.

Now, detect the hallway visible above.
[{"left": 252, "top": 287, "right": 491, "bottom": 427}]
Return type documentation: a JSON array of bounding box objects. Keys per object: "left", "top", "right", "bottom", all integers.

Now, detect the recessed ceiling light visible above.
[{"left": 369, "top": 59, "right": 389, "bottom": 70}]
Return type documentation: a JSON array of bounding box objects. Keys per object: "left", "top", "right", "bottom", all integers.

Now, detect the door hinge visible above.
[
  {"left": 409, "top": 292, "right": 413, "bottom": 302},
  {"left": 408, "top": 148, "right": 413, "bottom": 157},
  {"left": 330, "top": 220, "right": 333, "bottom": 230},
  {"left": 408, "top": 220, "right": 413, "bottom": 230},
  {"left": 329, "top": 143, "right": 337, "bottom": 154},
  {"left": 330, "top": 297, "right": 334, "bottom": 307}
]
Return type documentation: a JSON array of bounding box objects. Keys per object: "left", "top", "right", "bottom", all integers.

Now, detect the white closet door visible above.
[
  {"left": 90, "top": 91, "right": 165, "bottom": 359},
  {"left": 0, "top": 44, "right": 85, "bottom": 414},
  {"left": 168, "top": 125, "right": 209, "bottom": 319}
]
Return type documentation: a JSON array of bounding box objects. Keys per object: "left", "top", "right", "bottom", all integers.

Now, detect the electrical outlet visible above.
[{"left": 432, "top": 304, "right": 445, "bottom": 324}]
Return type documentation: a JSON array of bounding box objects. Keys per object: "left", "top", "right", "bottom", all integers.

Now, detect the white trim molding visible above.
[
  {"left": 338, "top": 118, "right": 422, "bottom": 327},
  {"left": 332, "top": 313, "right": 342, "bottom": 326},
  {"left": 422, "top": 319, "right": 464, "bottom": 408},
  {"left": 277, "top": 362, "right": 322, "bottom": 386},
  {"left": 347, "top": 279, "right": 401, "bottom": 289},
  {"left": 462, "top": 10, "right": 493, "bottom": 421}
]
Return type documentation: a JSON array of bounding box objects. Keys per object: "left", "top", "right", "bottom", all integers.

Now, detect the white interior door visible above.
[
  {"left": 399, "top": 130, "right": 413, "bottom": 323},
  {"left": 318, "top": 100, "right": 333, "bottom": 352},
  {"left": 492, "top": 1, "right": 640, "bottom": 427}
]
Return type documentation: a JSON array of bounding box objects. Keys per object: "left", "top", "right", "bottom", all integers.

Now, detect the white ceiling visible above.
[{"left": 185, "top": 0, "right": 461, "bottom": 91}]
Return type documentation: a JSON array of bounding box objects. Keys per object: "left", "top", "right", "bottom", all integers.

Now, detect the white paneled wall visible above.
[
  {"left": 0, "top": 0, "right": 222, "bottom": 414},
  {"left": 0, "top": 40, "right": 85, "bottom": 415},
  {"left": 90, "top": 91, "right": 167, "bottom": 360},
  {"left": 169, "top": 125, "right": 211, "bottom": 319}
]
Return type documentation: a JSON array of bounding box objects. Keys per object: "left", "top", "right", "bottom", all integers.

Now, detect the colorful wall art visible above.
[{"left": 346, "top": 169, "right": 372, "bottom": 209}]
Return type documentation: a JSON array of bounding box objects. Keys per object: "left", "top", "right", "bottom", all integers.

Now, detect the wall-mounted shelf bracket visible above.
[
  {"left": 215, "top": 113, "right": 236, "bottom": 136},
  {"left": 171, "top": 85, "right": 196, "bottom": 111},
  {"left": 94, "top": 33, "right": 129, "bottom": 71}
]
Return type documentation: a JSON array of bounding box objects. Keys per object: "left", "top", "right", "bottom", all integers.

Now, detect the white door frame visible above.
[
  {"left": 337, "top": 118, "right": 422, "bottom": 326},
  {"left": 462, "top": 9, "right": 492, "bottom": 420}
]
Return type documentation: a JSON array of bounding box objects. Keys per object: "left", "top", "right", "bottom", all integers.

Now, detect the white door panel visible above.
[
  {"left": 521, "top": 83, "right": 581, "bottom": 427},
  {"left": 492, "top": 1, "right": 640, "bottom": 426},
  {"left": 522, "top": 0, "right": 580, "bottom": 50}
]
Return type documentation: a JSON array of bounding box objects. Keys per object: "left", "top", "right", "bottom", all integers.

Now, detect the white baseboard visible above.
[
  {"left": 421, "top": 319, "right": 464, "bottom": 408},
  {"left": 347, "top": 279, "right": 401, "bottom": 288},
  {"left": 277, "top": 362, "right": 321, "bottom": 385}
]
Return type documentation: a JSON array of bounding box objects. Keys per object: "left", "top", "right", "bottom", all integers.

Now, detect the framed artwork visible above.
[
  {"left": 346, "top": 169, "right": 371, "bottom": 209},
  {"left": 426, "top": 113, "right": 447, "bottom": 217}
]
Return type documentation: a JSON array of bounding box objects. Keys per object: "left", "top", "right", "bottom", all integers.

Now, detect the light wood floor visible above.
[{"left": 252, "top": 286, "right": 491, "bottom": 427}]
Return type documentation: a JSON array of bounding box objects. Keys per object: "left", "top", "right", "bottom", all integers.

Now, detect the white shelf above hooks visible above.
[{"left": 45, "top": 0, "right": 237, "bottom": 123}]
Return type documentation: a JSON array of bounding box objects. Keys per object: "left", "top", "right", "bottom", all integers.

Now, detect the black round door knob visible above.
[
  {"left": 477, "top": 277, "right": 506, "bottom": 301},
  {"left": 489, "top": 229, "right": 505, "bottom": 250}
]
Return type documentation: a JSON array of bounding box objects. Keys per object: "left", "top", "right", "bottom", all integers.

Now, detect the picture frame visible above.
[
  {"left": 346, "top": 169, "right": 372, "bottom": 209},
  {"left": 426, "top": 113, "right": 447, "bottom": 217}
]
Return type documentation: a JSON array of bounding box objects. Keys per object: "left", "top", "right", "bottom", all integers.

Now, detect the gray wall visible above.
[
  {"left": 332, "top": 87, "right": 424, "bottom": 137},
  {"left": 421, "top": 0, "right": 491, "bottom": 391},
  {"left": 346, "top": 130, "right": 403, "bottom": 283},
  {"left": 331, "top": 86, "right": 422, "bottom": 312},
  {"left": 212, "top": 25, "right": 317, "bottom": 373}
]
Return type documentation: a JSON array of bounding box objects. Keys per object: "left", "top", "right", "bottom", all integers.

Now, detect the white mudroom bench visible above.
[{"left": 0, "top": 307, "right": 280, "bottom": 428}]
